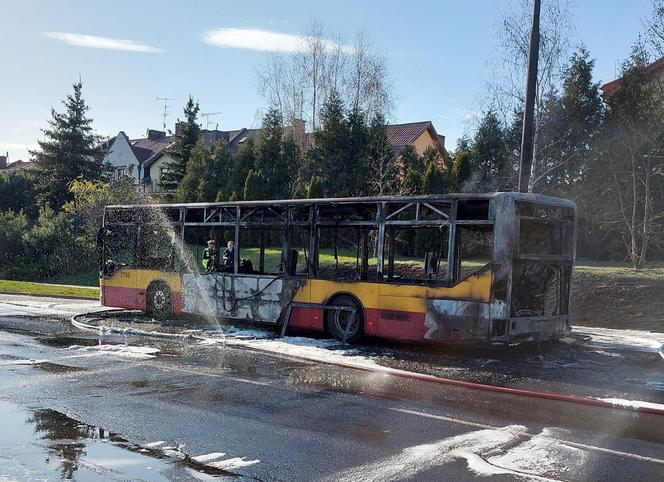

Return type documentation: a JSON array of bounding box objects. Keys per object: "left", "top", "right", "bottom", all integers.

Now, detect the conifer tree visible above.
[
  {"left": 421, "top": 159, "right": 447, "bottom": 194},
  {"left": 306, "top": 177, "right": 324, "bottom": 199},
  {"left": 31, "top": 82, "right": 107, "bottom": 209},
  {"left": 310, "top": 90, "right": 349, "bottom": 196},
  {"left": 200, "top": 140, "right": 232, "bottom": 201},
  {"left": 451, "top": 137, "right": 473, "bottom": 191},
  {"left": 159, "top": 96, "right": 201, "bottom": 191},
  {"left": 471, "top": 110, "right": 508, "bottom": 191},
  {"left": 243, "top": 168, "right": 266, "bottom": 201},
  {"left": 281, "top": 133, "right": 302, "bottom": 198},
  {"left": 229, "top": 139, "right": 257, "bottom": 198},
  {"left": 175, "top": 138, "right": 210, "bottom": 202},
  {"left": 399, "top": 146, "right": 424, "bottom": 194},
  {"left": 367, "top": 114, "right": 397, "bottom": 195}
]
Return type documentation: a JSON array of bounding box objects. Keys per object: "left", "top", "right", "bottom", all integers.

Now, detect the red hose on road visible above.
[
  {"left": 227, "top": 342, "right": 664, "bottom": 416},
  {"left": 71, "top": 311, "right": 664, "bottom": 417}
]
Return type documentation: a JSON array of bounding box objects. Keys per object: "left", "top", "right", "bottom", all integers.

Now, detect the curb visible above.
[
  {"left": 0, "top": 290, "right": 99, "bottom": 301},
  {"left": 71, "top": 310, "right": 664, "bottom": 417}
]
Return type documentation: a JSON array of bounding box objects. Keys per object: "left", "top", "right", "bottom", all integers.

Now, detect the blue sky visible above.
[{"left": 0, "top": 0, "right": 655, "bottom": 163}]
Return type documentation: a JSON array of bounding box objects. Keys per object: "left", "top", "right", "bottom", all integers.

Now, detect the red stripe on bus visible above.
[
  {"left": 289, "top": 306, "right": 324, "bottom": 331},
  {"left": 367, "top": 308, "right": 427, "bottom": 340},
  {"left": 102, "top": 286, "right": 183, "bottom": 315}
]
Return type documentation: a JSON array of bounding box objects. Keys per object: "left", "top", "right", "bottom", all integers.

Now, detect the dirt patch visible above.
[{"left": 571, "top": 265, "right": 664, "bottom": 331}]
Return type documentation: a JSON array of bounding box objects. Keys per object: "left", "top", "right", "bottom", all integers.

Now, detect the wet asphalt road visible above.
[{"left": 1, "top": 293, "right": 663, "bottom": 481}]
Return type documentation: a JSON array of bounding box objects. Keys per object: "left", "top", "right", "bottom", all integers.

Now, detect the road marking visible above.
[
  {"left": 391, "top": 407, "right": 493, "bottom": 429},
  {"left": 392, "top": 407, "right": 664, "bottom": 466}
]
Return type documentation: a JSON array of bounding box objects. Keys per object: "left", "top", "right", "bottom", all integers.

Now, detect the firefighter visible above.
[{"left": 202, "top": 239, "right": 217, "bottom": 272}]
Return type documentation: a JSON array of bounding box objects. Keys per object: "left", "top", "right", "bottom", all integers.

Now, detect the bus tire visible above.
[
  {"left": 326, "top": 294, "right": 364, "bottom": 343},
  {"left": 147, "top": 281, "right": 173, "bottom": 319}
]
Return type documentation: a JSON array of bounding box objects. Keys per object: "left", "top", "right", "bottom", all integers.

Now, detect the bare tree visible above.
[
  {"left": 487, "top": 0, "right": 575, "bottom": 190},
  {"left": 343, "top": 31, "right": 394, "bottom": 119},
  {"left": 643, "top": 0, "right": 664, "bottom": 56},
  {"left": 258, "top": 21, "right": 393, "bottom": 135},
  {"left": 591, "top": 49, "right": 664, "bottom": 268}
]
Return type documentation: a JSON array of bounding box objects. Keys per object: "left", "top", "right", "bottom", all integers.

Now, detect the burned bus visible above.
[{"left": 98, "top": 192, "right": 576, "bottom": 345}]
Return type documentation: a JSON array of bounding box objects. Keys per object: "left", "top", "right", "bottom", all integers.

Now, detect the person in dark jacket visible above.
[{"left": 223, "top": 241, "right": 235, "bottom": 268}]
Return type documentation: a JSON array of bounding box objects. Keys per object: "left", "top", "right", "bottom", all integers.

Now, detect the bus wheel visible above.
[
  {"left": 147, "top": 282, "right": 173, "bottom": 319},
  {"left": 326, "top": 295, "right": 364, "bottom": 343}
]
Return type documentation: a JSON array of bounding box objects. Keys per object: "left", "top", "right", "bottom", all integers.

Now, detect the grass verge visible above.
[{"left": 0, "top": 279, "right": 99, "bottom": 300}]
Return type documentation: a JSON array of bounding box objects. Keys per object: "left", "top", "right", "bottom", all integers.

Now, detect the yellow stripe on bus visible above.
[
  {"left": 100, "top": 269, "right": 182, "bottom": 292},
  {"left": 102, "top": 268, "right": 491, "bottom": 314},
  {"left": 294, "top": 273, "right": 491, "bottom": 313}
]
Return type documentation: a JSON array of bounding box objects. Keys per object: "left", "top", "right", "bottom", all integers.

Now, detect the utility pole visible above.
[
  {"left": 518, "top": 0, "right": 541, "bottom": 193},
  {"left": 201, "top": 112, "right": 222, "bottom": 130},
  {"left": 156, "top": 97, "right": 176, "bottom": 131}
]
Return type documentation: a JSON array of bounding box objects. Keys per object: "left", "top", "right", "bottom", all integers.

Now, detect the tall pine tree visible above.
[
  {"left": 471, "top": 110, "right": 508, "bottom": 191},
  {"left": 31, "top": 82, "right": 106, "bottom": 209},
  {"left": 367, "top": 113, "right": 397, "bottom": 195},
  {"left": 451, "top": 137, "right": 473, "bottom": 191},
  {"left": 175, "top": 138, "right": 210, "bottom": 202},
  {"left": 256, "top": 108, "right": 289, "bottom": 199},
  {"left": 159, "top": 96, "right": 201, "bottom": 192}
]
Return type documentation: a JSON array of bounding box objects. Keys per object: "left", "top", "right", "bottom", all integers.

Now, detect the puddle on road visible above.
[
  {"left": 32, "top": 361, "right": 88, "bottom": 373},
  {"left": 36, "top": 336, "right": 101, "bottom": 348},
  {"left": 0, "top": 399, "right": 236, "bottom": 481}
]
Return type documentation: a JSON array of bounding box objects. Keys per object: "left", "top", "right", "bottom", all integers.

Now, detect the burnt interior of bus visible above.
[
  {"left": 510, "top": 201, "right": 575, "bottom": 318},
  {"left": 101, "top": 197, "right": 500, "bottom": 286}
]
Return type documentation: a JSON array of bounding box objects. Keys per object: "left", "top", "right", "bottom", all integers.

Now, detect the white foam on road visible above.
[
  {"left": 327, "top": 423, "right": 596, "bottom": 482},
  {"left": 67, "top": 344, "right": 160, "bottom": 359},
  {"left": 0, "top": 297, "right": 99, "bottom": 317},
  {"left": 598, "top": 397, "right": 664, "bottom": 411},
  {"left": 207, "top": 457, "right": 260, "bottom": 470},
  {"left": 486, "top": 428, "right": 587, "bottom": 479},
  {"left": 191, "top": 452, "right": 227, "bottom": 463},
  {"left": 143, "top": 445, "right": 259, "bottom": 472},
  {"left": 0, "top": 358, "right": 48, "bottom": 366},
  {"left": 204, "top": 333, "right": 382, "bottom": 369},
  {"left": 574, "top": 326, "right": 664, "bottom": 356},
  {"left": 327, "top": 424, "right": 544, "bottom": 482},
  {"left": 143, "top": 440, "right": 166, "bottom": 448}
]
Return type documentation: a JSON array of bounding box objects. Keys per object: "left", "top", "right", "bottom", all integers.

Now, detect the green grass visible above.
[
  {"left": 41, "top": 270, "right": 100, "bottom": 287},
  {"left": 0, "top": 279, "right": 99, "bottom": 299},
  {"left": 575, "top": 261, "right": 664, "bottom": 280}
]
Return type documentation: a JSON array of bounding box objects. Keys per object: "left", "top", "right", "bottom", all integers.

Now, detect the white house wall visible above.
[{"left": 104, "top": 134, "right": 140, "bottom": 181}]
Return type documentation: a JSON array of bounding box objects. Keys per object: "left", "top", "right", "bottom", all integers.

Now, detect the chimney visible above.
[
  {"left": 288, "top": 118, "right": 306, "bottom": 148},
  {"left": 0, "top": 152, "right": 7, "bottom": 170},
  {"left": 146, "top": 129, "right": 166, "bottom": 140}
]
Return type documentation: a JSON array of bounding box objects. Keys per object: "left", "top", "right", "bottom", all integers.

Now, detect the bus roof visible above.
[{"left": 106, "top": 192, "right": 576, "bottom": 210}]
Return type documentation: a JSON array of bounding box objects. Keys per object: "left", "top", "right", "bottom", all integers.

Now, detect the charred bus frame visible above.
[{"left": 100, "top": 192, "right": 576, "bottom": 345}]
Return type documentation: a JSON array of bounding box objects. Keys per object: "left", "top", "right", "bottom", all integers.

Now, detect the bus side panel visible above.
[
  {"left": 375, "top": 272, "right": 492, "bottom": 342},
  {"left": 306, "top": 280, "right": 380, "bottom": 335},
  {"left": 101, "top": 269, "right": 140, "bottom": 310},
  {"left": 101, "top": 269, "right": 183, "bottom": 314},
  {"left": 289, "top": 282, "right": 323, "bottom": 330}
]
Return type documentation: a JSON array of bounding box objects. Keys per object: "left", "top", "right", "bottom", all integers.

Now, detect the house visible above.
[
  {"left": 384, "top": 121, "right": 447, "bottom": 164},
  {"left": 102, "top": 129, "right": 173, "bottom": 183},
  {"left": 601, "top": 56, "right": 664, "bottom": 101},
  {"left": 141, "top": 126, "right": 268, "bottom": 192},
  {"left": 0, "top": 153, "right": 34, "bottom": 171},
  {"left": 107, "top": 119, "right": 447, "bottom": 193}
]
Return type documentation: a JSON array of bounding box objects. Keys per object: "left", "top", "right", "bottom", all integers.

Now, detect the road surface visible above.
[{"left": 0, "top": 293, "right": 663, "bottom": 481}]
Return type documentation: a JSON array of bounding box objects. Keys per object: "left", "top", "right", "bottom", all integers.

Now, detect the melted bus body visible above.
[{"left": 99, "top": 192, "right": 576, "bottom": 345}]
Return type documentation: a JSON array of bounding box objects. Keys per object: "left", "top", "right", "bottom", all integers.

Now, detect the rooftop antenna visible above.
[
  {"left": 156, "top": 97, "right": 176, "bottom": 130},
  {"left": 201, "top": 111, "right": 222, "bottom": 130}
]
